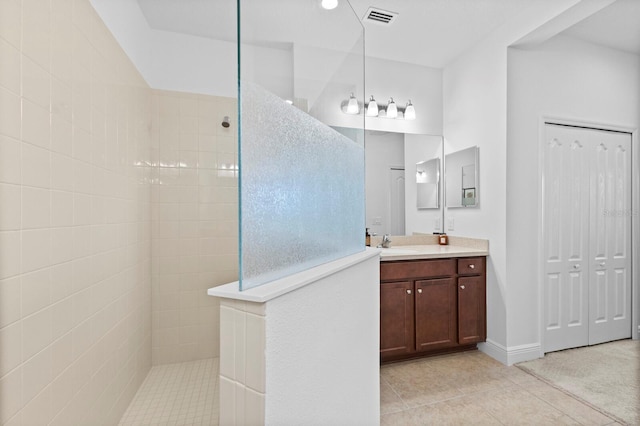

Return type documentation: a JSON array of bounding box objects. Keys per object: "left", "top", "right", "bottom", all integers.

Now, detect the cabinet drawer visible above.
[
  {"left": 457, "top": 257, "right": 484, "bottom": 275},
  {"left": 381, "top": 259, "right": 455, "bottom": 281}
]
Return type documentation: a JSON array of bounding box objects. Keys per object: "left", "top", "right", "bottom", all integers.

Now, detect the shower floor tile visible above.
[{"left": 119, "top": 358, "right": 219, "bottom": 426}]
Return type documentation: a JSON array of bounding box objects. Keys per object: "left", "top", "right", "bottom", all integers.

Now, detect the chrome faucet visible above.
[{"left": 377, "top": 234, "right": 392, "bottom": 248}]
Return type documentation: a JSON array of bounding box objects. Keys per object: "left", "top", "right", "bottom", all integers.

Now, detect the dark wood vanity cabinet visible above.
[
  {"left": 380, "top": 256, "right": 486, "bottom": 362},
  {"left": 379, "top": 281, "right": 414, "bottom": 358}
]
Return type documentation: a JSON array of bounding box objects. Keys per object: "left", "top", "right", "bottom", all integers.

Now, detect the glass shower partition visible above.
[{"left": 238, "top": 0, "right": 365, "bottom": 290}]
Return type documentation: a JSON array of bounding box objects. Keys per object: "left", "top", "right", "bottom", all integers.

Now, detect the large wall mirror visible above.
[
  {"left": 332, "top": 127, "right": 444, "bottom": 237},
  {"left": 445, "top": 146, "right": 479, "bottom": 208}
]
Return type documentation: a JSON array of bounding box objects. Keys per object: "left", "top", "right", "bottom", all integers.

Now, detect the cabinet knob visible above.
[
  {"left": 573, "top": 264, "right": 580, "bottom": 269},
  {"left": 460, "top": 285, "right": 465, "bottom": 290},
  {"left": 469, "top": 264, "right": 475, "bottom": 269},
  {"left": 599, "top": 262, "right": 606, "bottom": 267},
  {"left": 407, "top": 289, "right": 412, "bottom": 295},
  {"left": 417, "top": 288, "right": 422, "bottom": 294}
]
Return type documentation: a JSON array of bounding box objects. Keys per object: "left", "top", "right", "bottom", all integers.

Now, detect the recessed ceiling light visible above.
[{"left": 321, "top": 0, "right": 338, "bottom": 10}]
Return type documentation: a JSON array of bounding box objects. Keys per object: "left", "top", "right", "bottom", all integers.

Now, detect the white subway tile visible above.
[
  {"left": 0, "top": 38, "right": 20, "bottom": 95},
  {"left": 0, "top": 322, "right": 22, "bottom": 377},
  {"left": 51, "top": 332, "right": 72, "bottom": 378},
  {"left": 245, "top": 387, "right": 266, "bottom": 426},
  {"left": 21, "top": 384, "right": 53, "bottom": 426},
  {"left": 0, "top": 135, "right": 21, "bottom": 184},
  {"left": 219, "top": 376, "right": 236, "bottom": 426},
  {"left": 51, "top": 115, "right": 73, "bottom": 157},
  {"left": 73, "top": 193, "right": 91, "bottom": 226},
  {"left": 0, "top": 367, "right": 22, "bottom": 424},
  {"left": 22, "top": 99, "right": 51, "bottom": 149},
  {"left": 50, "top": 262, "right": 72, "bottom": 303},
  {"left": 21, "top": 268, "right": 51, "bottom": 317},
  {"left": 51, "top": 153, "right": 75, "bottom": 191},
  {"left": 235, "top": 382, "right": 246, "bottom": 425},
  {"left": 0, "top": 276, "right": 20, "bottom": 327},
  {"left": 51, "top": 297, "right": 74, "bottom": 341},
  {"left": 22, "top": 186, "right": 51, "bottom": 229},
  {"left": 22, "top": 143, "right": 51, "bottom": 189},
  {"left": 0, "top": 183, "right": 21, "bottom": 230},
  {"left": 51, "top": 227, "right": 74, "bottom": 265},
  {"left": 50, "top": 367, "right": 75, "bottom": 420},
  {"left": 0, "top": 86, "right": 21, "bottom": 140},
  {"left": 51, "top": 190, "right": 74, "bottom": 227},
  {"left": 21, "top": 307, "right": 53, "bottom": 360},
  {"left": 21, "top": 229, "right": 51, "bottom": 273},
  {"left": 22, "top": 345, "right": 52, "bottom": 405},
  {"left": 0, "top": 0, "right": 21, "bottom": 49},
  {"left": 22, "top": 54, "right": 51, "bottom": 109},
  {"left": 245, "top": 313, "right": 266, "bottom": 393},
  {"left": 21, "top": 0, "right": 51, "bottom": 71}
]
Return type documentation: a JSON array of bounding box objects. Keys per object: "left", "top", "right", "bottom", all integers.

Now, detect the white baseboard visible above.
[
  {"left": 479, "top": 340, "right": 542, "bottom": 366},
  {"left": 478, "top": 340, "right": 508, "bottom": 365}
]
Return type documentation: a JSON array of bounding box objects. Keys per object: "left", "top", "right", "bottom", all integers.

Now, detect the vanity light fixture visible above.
[
  {"left": 341, "top": 93, "right": 415, "bottom": 120},
  {"left": 366, "top": 95, "right": 378, "bottom": 117},
  {"left": 386, "top": 97, "right": 398, "bottom": 119},
  {"left": 321, "top": 0, "right": 338, "bottom": 10},
  {"left": 346, "top": 92, "right": 359, "bottom": 114},
  {"left": 404, "top": 100, "right": 416, "bottom": 120}
]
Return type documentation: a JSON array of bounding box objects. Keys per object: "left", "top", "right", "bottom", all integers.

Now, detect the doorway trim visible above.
[
  {"left": 537, "top": 115, "right": 639, "bottom": 358},
  {"left": 388, "top": 165, "right": 405, "bottom": 236}
]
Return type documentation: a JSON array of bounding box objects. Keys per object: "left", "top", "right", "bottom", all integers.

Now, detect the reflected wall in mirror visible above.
[
  {"left": 332, "top": 127, "right": 444, "bottom": 236},
  {"left": 416, "top": 158, "right": 439, "bottom": 209},
  {"left": 445, "top": 146, "right": 479, "bottom": 208}
]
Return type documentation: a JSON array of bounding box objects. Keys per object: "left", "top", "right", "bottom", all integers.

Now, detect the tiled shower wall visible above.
[
  {"left": 151, "top": 90, "right": 238, "bottom": 365},
  {"left": 0, "top": 1, "right": 152, "bottom": 424}
]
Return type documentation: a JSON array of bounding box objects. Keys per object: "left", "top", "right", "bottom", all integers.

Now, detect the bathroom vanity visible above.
[{"left": 376, "top": 236, "right": 488, "bottom": 363}]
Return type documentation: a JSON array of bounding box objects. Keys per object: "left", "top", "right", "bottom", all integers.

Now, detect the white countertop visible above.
[{"left": 378, "top": 244, "right": 488, "bottom": 261}]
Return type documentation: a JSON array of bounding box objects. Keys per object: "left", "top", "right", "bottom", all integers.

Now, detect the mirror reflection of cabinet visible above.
[
  {"left": 416, "top": 158, "right": 439, "bottom": 209},
  {"left": 445, "top": 146, "right": 478, "bottom": 208}
]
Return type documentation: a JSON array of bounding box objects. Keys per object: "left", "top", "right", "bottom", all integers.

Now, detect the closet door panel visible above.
[
  {"left": 588, "top": 131, "right": 632, "bottom": 345},
  {"left": 543, "top": 124, "right": 589, "bottom": 352}
]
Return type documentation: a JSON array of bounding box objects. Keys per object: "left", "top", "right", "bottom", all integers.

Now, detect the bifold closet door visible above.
[
  {"left": 543, "top": 124, "right": 631, "bottom": 353},
  {"left": 588, "top": 129, "right": 632, "bottom": 345}
]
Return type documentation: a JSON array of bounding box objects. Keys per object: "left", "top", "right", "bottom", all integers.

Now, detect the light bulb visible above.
[
  {"left": 321, "top": 0, "right": 338, "bottom": 10},
  {"left": 346, "top": 93, "right": 359, "bottom": 114},
  {"left": 366, "top": 95, "right": 378, "bottom": 117},
  {"left": 404, "top": 100, "right": 416, "bottom": 120},
  {"left": 386, "top": 97, "right": 397, "bottom": 119}
]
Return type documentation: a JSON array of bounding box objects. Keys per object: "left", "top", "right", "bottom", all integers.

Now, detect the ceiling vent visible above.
[{"left": 363, "top": 7, "right": 398, "bottom": 25}]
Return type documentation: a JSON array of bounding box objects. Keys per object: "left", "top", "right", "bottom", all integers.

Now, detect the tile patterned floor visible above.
[
  {"left": 118, "top": 358, "right": 219, "bottom": 426},
  {"left": 381, "top": 351, "right": 622, "bottom": 425},
  {"left": 120, "top": 350, "right": 624, "bottom": 425}
]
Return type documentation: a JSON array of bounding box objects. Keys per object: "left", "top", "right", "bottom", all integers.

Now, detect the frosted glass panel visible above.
[{"left": 239, "top": 1, "right": 365, "bottom": 290}]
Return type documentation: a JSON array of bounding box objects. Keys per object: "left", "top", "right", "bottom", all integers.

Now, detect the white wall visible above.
[
  {"left": 363, "top": 57, "right": 443, "bottom": 135},
  {"left": 507, "top": 35, "right": 640, "bottom": 349},
  {"left": 264, "top": 253, "right": 380, "bottom": 425},
  {"left": 215, "top": 250, "right": 380, "bottom": 425},
  {"left": 442, "top": 0, "right": 589, "bottom": 362},
  {"left": 405, "top": 134, "right": 443, "bottom": 234}
]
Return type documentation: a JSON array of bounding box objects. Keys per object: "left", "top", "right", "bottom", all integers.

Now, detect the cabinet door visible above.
[
  {"left": 415, "top": 278, "right": 457, "bottom": 351},
  {"left": 380, "top": 281, "right": 414, "bottom": 359},
  {"left": 458, "top": 275, "right": 486, "bottom": 344}
]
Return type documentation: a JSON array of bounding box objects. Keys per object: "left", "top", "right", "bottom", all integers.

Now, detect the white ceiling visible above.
[
  {"left": 136, "top": 0, "right": 640, "bottom": 68},
  {"left": 562, "top": 0, "right": 640, "bottom": 56}
]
